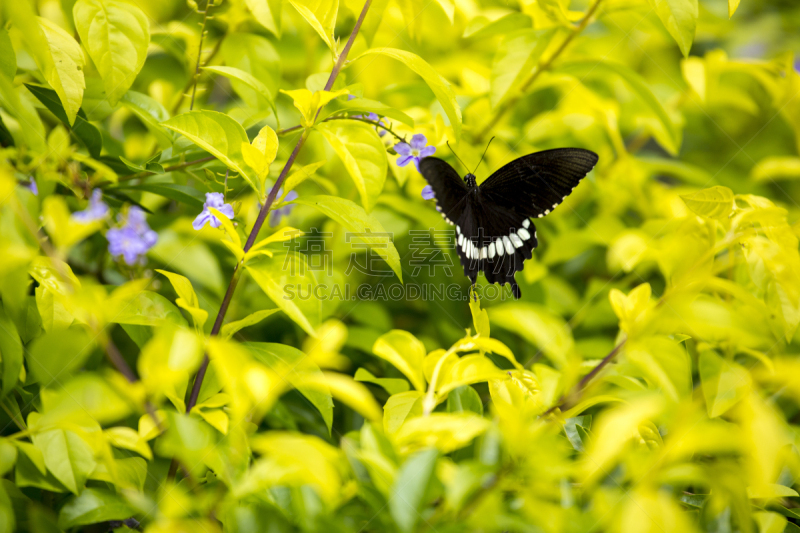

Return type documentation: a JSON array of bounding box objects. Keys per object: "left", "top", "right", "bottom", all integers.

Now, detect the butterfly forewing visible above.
[
  {"left": 479, "top": 148, "right": 598, "bottom": 219},
  {"left": 417, "top": 157, "right": 468, "bottom": 225},
  {"left": 419, "top": 148, "right": 598, "bottom": 299}
]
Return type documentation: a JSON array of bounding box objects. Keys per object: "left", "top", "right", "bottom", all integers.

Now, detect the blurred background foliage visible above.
[{"left": 0, "top": 0, "right": 800, "bottom": 531}]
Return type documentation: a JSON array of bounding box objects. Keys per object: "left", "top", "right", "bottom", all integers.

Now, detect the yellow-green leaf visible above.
[
  {"left": 698, "top": 349, "right": 750, "bottom": 417},
  {"left": 220, "top": 309, "right": 281, "bottom": 339},
  {"left": 680, "top": 185, "right": 735, "bottom": 220},
  {"left": 245, "top": 0, "right": 282, "bottom": 36},
  {"left": 73, "top": 0, "right": 150, "bottom": 105},
  {"left": 293, "top": 195, "right": 403, "bottom": 281},
  {"left": 352, "top": 48, "right": 462, "bottom": 139},
  {"left": 649, "top": 0, "right": 698, "bottom": 57},
  {"left": 373, "top": 330, "right": 427, "bottom": 392},
  {"left": 162, "top": 110, "right": 257, "bottom": 192},
  {"left": 489, "top": 303, "right": 574, "bottom": 368},
  {"left": 245, "top": 253, "right": 320, "bottom": 336},
  {"left": 295, "top": 371, "right": 383, "bottom": 421},
  {"left": 287, "top": 0, "right": 338, "bottom": 52},
  {"left": 314, "top": 120, "right": 387, "bottom": 212},
  {"left": 155, "top": 270, "right": 208, "bottom": 329},
  {"left": 393, "top": 413, "right": 490, "bottom": 454}
]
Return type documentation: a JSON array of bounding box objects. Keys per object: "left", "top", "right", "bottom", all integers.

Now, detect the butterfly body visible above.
[{"left": 419, "top": 148, "right": 598, "bottom": 299}]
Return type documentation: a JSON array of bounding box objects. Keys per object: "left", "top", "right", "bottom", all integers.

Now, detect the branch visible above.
[
  {"left": 183, "top": 0, "right": 375, "bottom": 416},
  {"left": 474, "top": 0, "right": 604, "bottom": 142},
  {"left": 543, "top": 339, "right": 625, "bottom": 416}
]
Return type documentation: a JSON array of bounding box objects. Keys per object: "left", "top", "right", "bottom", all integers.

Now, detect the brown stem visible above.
[
  {"left": 543, "top": 339, "right": 625, "bottom": 416},
  {"left": 474, "top": 0, "right": 604, "bottom": 142},
  {"left": 171, "top": 6, "right": 223, "bottom": 115},
  {"left": 182, "top": 0, "right": 375, "bottom": 418}
]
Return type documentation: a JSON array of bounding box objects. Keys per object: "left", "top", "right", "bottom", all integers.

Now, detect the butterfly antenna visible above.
[
  {"left": 473, "top": 137, "right": 495, "bottom": 174},
  {"left": 446, "top": 141, "right": 470, "bottom": 174}
]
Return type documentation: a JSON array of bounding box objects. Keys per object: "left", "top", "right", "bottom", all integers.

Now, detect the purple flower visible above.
[
  {"left": 106, "top": 207, "right": 157, "bottom": 265},
  {"left": 395, "top": 134, "right": 436, "bottom": 171},
  {"left": 270, "top": 190, "right": 298, "bottom": 227},
  {"left": 193, "top": 192, "right": 234, "bottom": 230},
  {"left": 421, "top": 185, "right": 435, "bottom": 200},
  {"left": 72, "top": 189, "right": 109, "bottom": 223},
  {"left": 26, "top": 177, "right": 38, "bottom": 196},
  {"left": 347, "top": 94, "right": 357, "bottom": 101}
]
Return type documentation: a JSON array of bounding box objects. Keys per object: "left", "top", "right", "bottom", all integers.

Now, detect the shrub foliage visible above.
[{"left": 0, "top": 0, "right": 799, "bottom": 531}]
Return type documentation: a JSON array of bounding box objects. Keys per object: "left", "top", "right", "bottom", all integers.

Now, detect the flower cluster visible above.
[
  {"left": 193, "top": 192, "right": 234, "bottom": 230},
  {"left": 106, "top": 207, "right": 158, "bottom": 265},
  {"left": 73, "top": 189, "right": 109, "bottom": 223}
]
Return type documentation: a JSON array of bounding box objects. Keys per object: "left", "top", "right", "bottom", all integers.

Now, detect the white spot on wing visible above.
[
  {"left": 488, "top": 243, "right": 496, "bottom": 259},
  {"left": 457, "top": 233, "right": 463, "bottom": 245},
  {"left": 510, "top": 233, "right": 523, "bottom": 248},
  {"left": 495, "top": 238, "right": 504, "bottom": 256},
  {"left": 523, "top": 219, "right": 530, "bottom": 228},
  {"left": 503, "top": 236, "right": 514, "bottom": 255},
  {"left": 518, "top": 227, "right": 531, "bottom": 240}
]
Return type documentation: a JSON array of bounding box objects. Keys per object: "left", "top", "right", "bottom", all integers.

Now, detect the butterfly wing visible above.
[
  {"left": 454, "top": 193, "right": 537, "bottom": 299},
  {"left": 418, "top": 157, "right": 469, "bottom": 225},
  {"left": 479, "top": 148, "right": 598, "bottom": 219}
]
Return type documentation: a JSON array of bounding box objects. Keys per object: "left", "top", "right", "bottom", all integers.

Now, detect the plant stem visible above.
[
  {"left": 277, "top": 115, "right": 405, "bottom": 142},
  {"left": 171, "top": 5, "right": 221, "bottom": 115},
  {"left": 543, "top": 339, "right": 625, "bottom": 416},
  {"left": 474, "top": 0, "right": 604, "bottom": 142},
  {"left": 182, "top": 0, "right": 375, "bottom": 418}
]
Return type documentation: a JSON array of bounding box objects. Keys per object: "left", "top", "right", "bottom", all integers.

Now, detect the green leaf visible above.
[
  {"left": 372, "top": 330, "right": 427, "bottom": 392},
  {"left": 162, "top": 110, "right": 257, "bottom": 192},
  {"left": 73, "top": 0, "right": 149, "bottom": 105},
  {"left": 0, "top": 29, "right": 16, "bottom": 80},
  {"left": 246, "top": 342, "right": 334, "bottom": 433},
  {"left": 625, "top": 337, "right": 692, "bottom": 402},
  {"left": 323, "top": 96, "right": 415, "bottom": 128},
  {"left": 8, "top": 0, "right": 86, "bottom": 126},
  {"left": 314, "top": 120, "right": 387, "bottom": 212},
  {"left": 295, "top": 372, "right": 383, "bottom": 422},
  {"left": 752, "top": 156, "right": 800, "bottom": 182},
  {"left": 469, "top": 296, "right": 490, "bottom": 338},
  {"left": 384, "top": 391, "right": 424, "bottom": 434},
  {"left": 557, "top": 60, "right": 681, "bottom": 155},
  {"left": 220, "top": 309, "right": 281, "bottom": 339},
  {"left": 353, "top": 48, "right": 462, "bottom": 139},
  {"left": 203, "top": 65, "right": 276, "bottom": 107},
  {"left": 395, "top": 413, "right": 490, "bottom": 454},
  {"left": 463, "top": 12, "right": 532, "bottom": 39},
  {"left": 40, "top": 373, "right": 133, "bottom": 425},
  {"left": 27, "top": 327, "right": 94, "bottom": 388},
  {"left": 446, "top": 385, "right": 483, "bottom": 416},
  {"left": 698, "top": 349, "right": 750, "bottom": 417},
  {"left": 649, "top": 0, "right": 698, "bottom": 57},
  {"left": 293, "top": 195, "right": 403, "bottom": 281},
  {"left": 0, "top": 440, "right": 17, "bottom": 478},
  {"left": 109, "top": 183, "right": 206, "bottom": 209},
  {"left": 245, "top": 253, "right": 320, "bottom": 336},
  {"left": 25, "top": 84, "right": 102, "bottom": 158},
  {"left": 31, "top": 426, "right": 96, "bottom": 494},
  {"left": 680, "top": 185, "right": 735, "bottom": 220},
  {"left": 156, "top": 269, "right": 208, "bottom": 329},
  {"left": 354, "top": 368, "right": 410, "bottom": 395},
  {"left": 221, "top": 33, "right": 281, "bottom": 110},
  {"left": 0, "top": 75, "right": 46, "bottom": 152},
  {"left": 288, "top": 0, "right": 339, "bottom": 52},
  {"left": 390, "top": 448, "right": 439, "bottom": 533},
  {"left": 120, "top": 90, "right": 175, "bottom": 148},
  {"left": 489, "top": 303, "right": 574, "bottom": 368},
  {"left": 106, "top": 290, "right": 186, "bottom": 326},
  {"left": 245, "top": 0, "right": 283, "bottom": 36},
  {"left": 0, "top": 307, "right": 23, "bottom": 399},
  {"left": 728, "top": 0, "right": 740, "bottom": 17},
  {"left": 490, "top": 29, "right": 552, "bottom": 108},
  {"left": 58, "top": 487, "right": 136, "bottom": 528}
]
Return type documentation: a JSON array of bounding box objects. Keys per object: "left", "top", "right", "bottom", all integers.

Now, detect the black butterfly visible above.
[{"left": 419, "top": 148, "right": 598, "bottom": 299}]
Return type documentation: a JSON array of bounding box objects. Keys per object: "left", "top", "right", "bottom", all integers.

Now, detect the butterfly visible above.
[{"left": 419, "top": 148, "right": 598, "bottom": 299}]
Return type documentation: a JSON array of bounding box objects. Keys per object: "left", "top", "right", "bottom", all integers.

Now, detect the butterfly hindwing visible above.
[
  {"left": 418, "top": 157, "right": 469, "bottom": 226},
  {"left": 455, "top": 195, "right": 538, "bottom": 299},
  {"left": 479, "top": 148, "right": 598, "bottom": 219}
]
